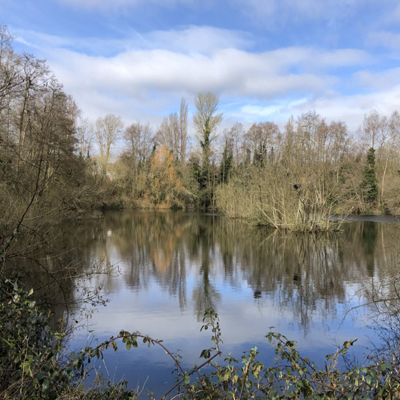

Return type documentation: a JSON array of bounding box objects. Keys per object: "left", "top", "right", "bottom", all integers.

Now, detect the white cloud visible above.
[
  {"left": 355, "top": 67, "right": 400, "bottom": 90},
  {"left": 46, "top": 44, "right": 372, "bottom": 131},
  {"left": 271, "top": 87, "right": 400, "bottom": 132},
  {"left": 46, "top": 44, "right": 365, "bottom": 112},
  {"left": 367, "top": 31, "right": 400, "bottom": 50},
  {"left": 384, "top": 3, "right": 400, "bottom": 24},
  {"left": 142, "top": 26, "right": 253, "bottom": 54},
  {"left": 241, "top": 105, "right": 282, "bottom": 118},
  {"left": 15, "top": 26, "right": 252, "bottom": 56},
  {"left": 291, "top": 87, "right": 400, "bottom": 130},
  {"left": 16, "top": 26, "right": 390, "bottom": 134}
]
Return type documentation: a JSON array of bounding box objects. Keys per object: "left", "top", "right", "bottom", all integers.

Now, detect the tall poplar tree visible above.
[{"left": 193, "top": 92, "right": 223, "bottom": 208}]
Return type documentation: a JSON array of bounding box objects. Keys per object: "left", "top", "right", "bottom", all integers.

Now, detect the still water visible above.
[{"left": 64, "top": 211, "right": 399, "bottom": 397}]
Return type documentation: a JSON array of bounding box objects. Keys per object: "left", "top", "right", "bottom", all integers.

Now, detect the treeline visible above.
[
  {"left": 76, "top": 92, "right": 223, "bottom": 210},
  {"left": 2, "top": 24, "right": 400, "bottom": 236},
  {"left": 75, "top": 77, "right": 400, "bottom": 229},
  {"left": 98, "top": 105, "right": 400, "bottom": 232},
  {"left": 77, "top": 98, "right": 400, "bottom": 223},
  {"left": 215, "top": 111, "right": 400, "bottom": 231}
]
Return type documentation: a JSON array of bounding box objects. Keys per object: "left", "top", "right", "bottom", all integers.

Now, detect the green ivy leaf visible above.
[{"left": 42, "top": 379, "right": 50, "bottom": 391}]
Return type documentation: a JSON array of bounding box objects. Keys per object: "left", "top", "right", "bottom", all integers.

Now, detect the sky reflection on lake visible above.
[{"left": 66, "top": 211, "right": 400, "bottom": 397}]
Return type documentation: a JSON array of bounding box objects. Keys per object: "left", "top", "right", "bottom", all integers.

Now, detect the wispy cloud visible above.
[
  {"left": 140, "top": 26, "right": 253, "bottom": 54},
  {"left": 231, "top": 0, "right": 375, "bottom": 24},
  {"left": 355, "top": 67, "right": 400, "bottom": 90},
  {"left": 12, "top": 19, "right": 398, "bottom": 133},
  {"left": 54, "top": 0, "right": 378, "bottom": 21},
  {"left": 367, "top": 31, "right": 400, "bottom": 50},
  {"left": 13, "top": 25, "right": 380, "bottom": 130},
  {"left": 383, "top": 2, "right": 400, "bottom": 24},
  {"left": 15, "top": 26, "right": 252, "bottom": 56},
  {"left": 233, "top": 85, "right": 400, "bottom": 132},
  {"left": 55, "top": 0, "right": 193, "bottom": 11}
]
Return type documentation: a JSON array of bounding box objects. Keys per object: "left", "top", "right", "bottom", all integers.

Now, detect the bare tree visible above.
[
  {"left": 76, "top": 117, "right": 94, "bottom": 157},
  {"left": 222, "top": 122, "right": 244, "bottom": 166},
  {"left": 193, "top": 92, "right": 223, "bottom": 155},
  {"left": 179, "top": 97, "right": 188, "bottom": 161},
  {"left": 378, "top": 111, "right": 400, "bottom": 206},
  {"left": 245, "top": 122, "right": 280, "bottom": 166},
  {"left": 156, "top": 114, "right": 180, "bottom": 156},
  {"left": 0, "top": 25, "right": 19, "bottom": 107},
  {"left": 156, "top": 97, "right": 188, "bottom": 162},
  {"left": 361, "top": 110, "right": 389, "bottom": 151},
  {"left": 94, "top": 114, "right": 124, "bottom": 175},
  {"left": 123, "top": 121, "right": 153, "bottom": 164}
]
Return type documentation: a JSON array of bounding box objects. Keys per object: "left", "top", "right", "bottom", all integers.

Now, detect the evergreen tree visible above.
[
  {"left": 244, "top": 149, "right": 251, "bottom": 167},
  {"left": 253, "top": 142, "right": 266, "bottom": 168},
  {"left": 361, "top": 147, "right": 378, "bottom": 206},
  {"left": 220, "top": 144, "right": 233, "bottom": 184},
  {"left": 269, "top": 146, "right": 275, "bottom": 164}
]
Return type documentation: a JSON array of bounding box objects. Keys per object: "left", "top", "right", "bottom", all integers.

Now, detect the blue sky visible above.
[{"left": 2, "top": 0, "right": 400, "bottom": 133}]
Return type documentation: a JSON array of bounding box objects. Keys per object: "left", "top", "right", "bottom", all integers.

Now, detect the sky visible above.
[{"left": 2, "top": 0, "right": 400, "bottom": 134}]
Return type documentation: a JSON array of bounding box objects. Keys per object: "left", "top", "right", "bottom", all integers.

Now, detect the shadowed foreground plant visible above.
[
  {"left": 0, "top": 279, "right": 136, "bottom": 400},
  {"left": 1, "top": 281, "right": 400, "bottom": 399}
]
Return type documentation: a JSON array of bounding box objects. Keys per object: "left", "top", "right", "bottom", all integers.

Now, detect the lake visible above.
[{"left": 56, "top": 211, "right": 400, "bottom": 398}]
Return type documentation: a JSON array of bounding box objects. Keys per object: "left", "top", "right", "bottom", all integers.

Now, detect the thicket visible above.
[{"left": 215, "top": 116, "right": 351, "bottom": 232}]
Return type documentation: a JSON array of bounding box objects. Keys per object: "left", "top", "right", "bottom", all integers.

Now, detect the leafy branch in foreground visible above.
[
  {"left": 84, "top": 310, "right": 400, "bottom": 399},
  {"left": 63, "top": 311, "right": 400, "bottom": 399},
  {"left": 0, "top": 278, "right": 135, "bottom": 400},
  {"left": 1, "top": 281, "right": 400, "bottom": 400}
]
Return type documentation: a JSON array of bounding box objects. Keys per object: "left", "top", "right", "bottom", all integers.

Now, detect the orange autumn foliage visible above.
[{"left": 147, "top": 144, "right": 183, "bottom": 207}]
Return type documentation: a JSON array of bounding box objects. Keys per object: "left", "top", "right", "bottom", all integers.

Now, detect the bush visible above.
[{"left": 0, "top": 278, "right": 136, "bottom": 400}]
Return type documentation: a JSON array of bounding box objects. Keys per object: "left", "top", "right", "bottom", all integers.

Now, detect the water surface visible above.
[{"left": 63, "top": 211, "right": 400, "bottom": 397}]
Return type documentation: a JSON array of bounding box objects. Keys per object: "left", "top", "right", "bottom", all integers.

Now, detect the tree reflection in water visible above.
[
  {"left": 15, "top": 211, "right": 400, "bottom": 396},
  {"left": 18, "top": 211, "right": 400, "bottom": 345},
  {"left": 44, "top": 212, "right": 397, "bottom": 332}
]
